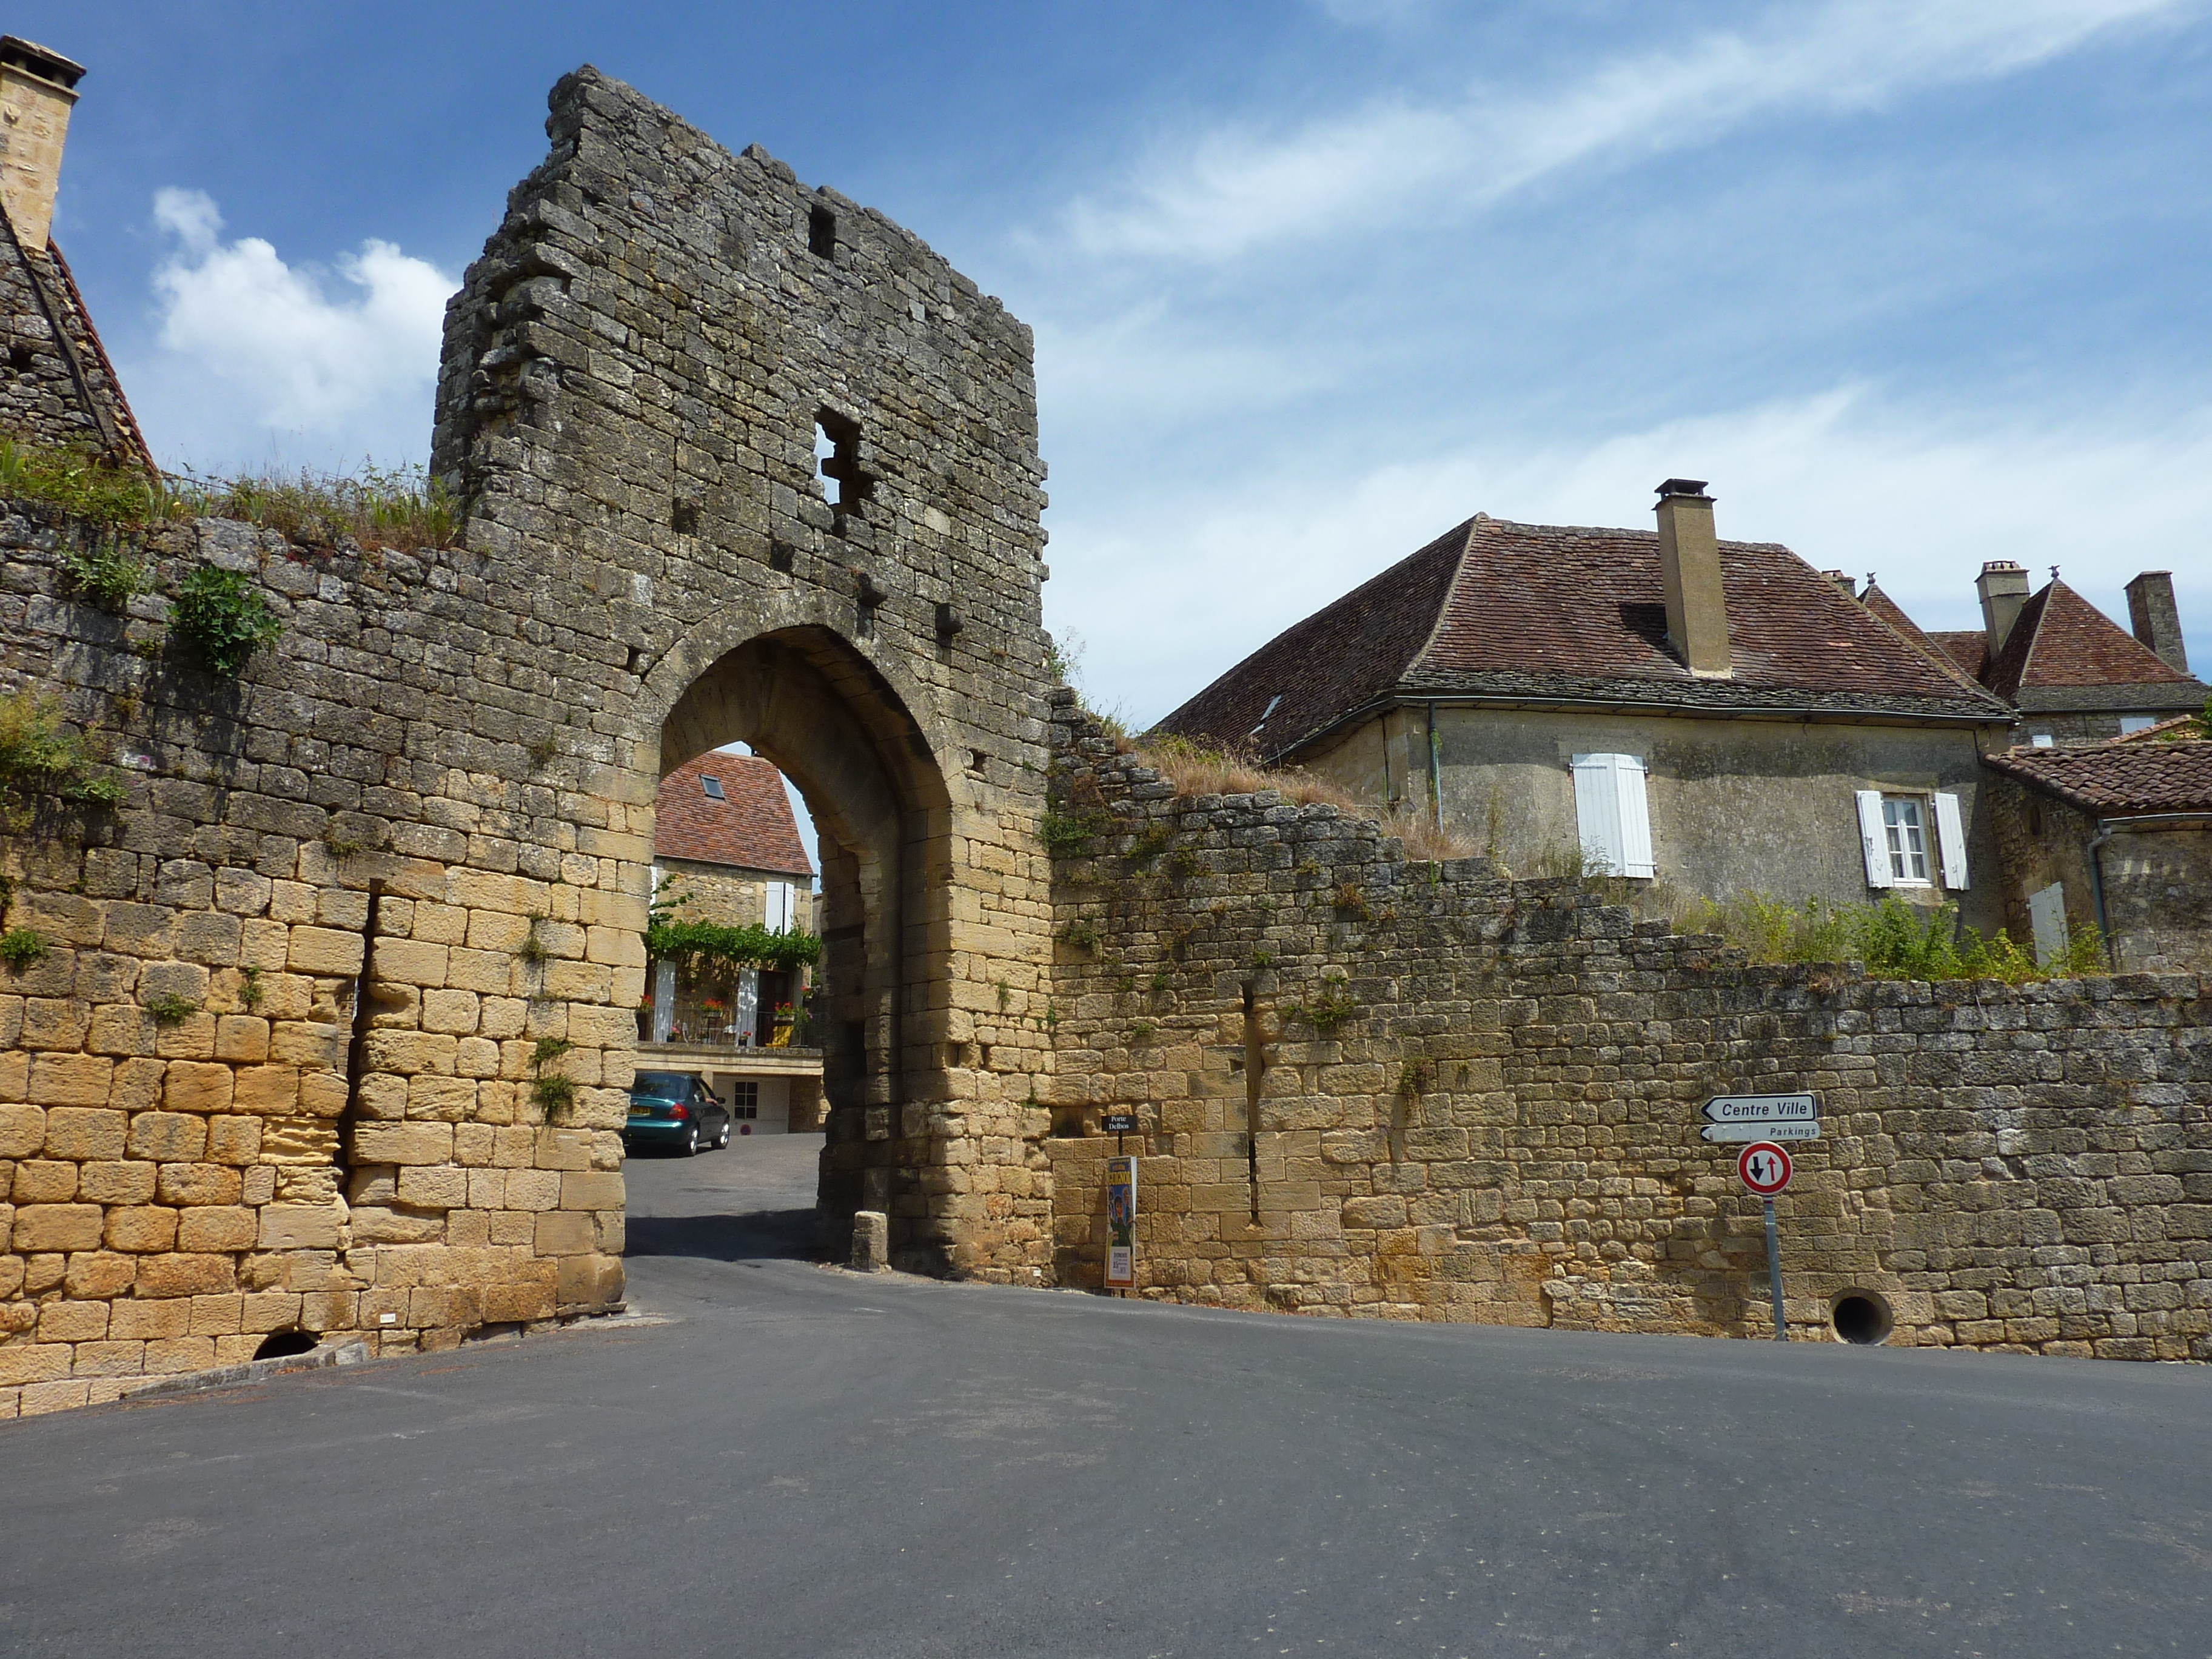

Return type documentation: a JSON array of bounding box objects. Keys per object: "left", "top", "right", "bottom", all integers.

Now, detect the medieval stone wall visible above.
[
  {"left": 0, "top": 64, "right": 1058, "bottom": 1415},
  {"left": 1044, "top": 695, "right": 2212, "bottom": 1358}
]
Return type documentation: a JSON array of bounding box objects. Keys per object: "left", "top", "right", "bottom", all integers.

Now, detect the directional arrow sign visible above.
[
  {"left": 1701, "top": 1120, "right": 1820, "bottom": 1142},
  {"left": 1701, "top": 1092, "right": 1817, "bottom": 1124}
]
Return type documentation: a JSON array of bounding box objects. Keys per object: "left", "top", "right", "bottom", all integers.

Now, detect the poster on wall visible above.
[{"left": 1105, "top": 1155, "right": 1137, "bottom": 1290}]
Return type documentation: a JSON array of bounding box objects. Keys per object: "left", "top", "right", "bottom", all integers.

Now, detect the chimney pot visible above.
[
  {"left": 1976, "top": 560, "right": 2033, "bottom": 656},
  {"left": 1822, "top": 569, "right": 1857, "bottom": 600},
  {"left": 1653, "top": 478, "right": 1731, "bottom": 677},
  {"left": 0, "top": 36, "right": 86, "bottom": 252},
  {"left": 2124, "top": 570, "right": 2189, "bottom": 675}
]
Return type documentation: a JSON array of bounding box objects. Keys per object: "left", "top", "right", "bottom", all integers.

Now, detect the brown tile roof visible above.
[
  {"left": 1156, "top": 515, "right": 2011, "bottom": 759},
  {"left": 1984, "top": 739, "right": 2212, "bottom": 816},
  {"left": 654, "top": 752, "right": 813, "bottom": 876},
  {"left": 1926, "top": 629, "right": 1989, "bottom": 680},
  {"left": 1858, "top": 584, "right": 1993, "bottom": 698},
  {"left": 1982, "top": 580, "right": 2206, "bottom": 713}
]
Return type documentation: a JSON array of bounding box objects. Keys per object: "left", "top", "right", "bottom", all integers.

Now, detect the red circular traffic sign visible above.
[{"left": 1737, "top": 1142, "right": 1793, "bottom": 1196}]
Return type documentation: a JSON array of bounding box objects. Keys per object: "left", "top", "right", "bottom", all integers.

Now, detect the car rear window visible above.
[{"left": 631, "top": 1073, "right": 691, "bottom": 1102}]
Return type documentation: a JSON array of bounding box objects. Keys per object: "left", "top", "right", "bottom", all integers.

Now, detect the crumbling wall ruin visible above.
[{"left": 1044, "top": 696, "right": 2212, "bottom": 1359}]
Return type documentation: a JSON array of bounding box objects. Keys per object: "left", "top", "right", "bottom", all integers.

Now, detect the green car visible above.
[{"left": 624, "top": 1071, "right": 731, "bottom": 1156}]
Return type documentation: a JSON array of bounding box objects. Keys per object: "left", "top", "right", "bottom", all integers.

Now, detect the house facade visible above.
[
  {"left": 1156, "top": 481, "right": 2019, "bottom": 931},
  {"left": 644, "top": 751, "right": 825, "bottom": 1133},
  {"left": 1981, "top": 736, "right": 2212, "bottom": 973}
]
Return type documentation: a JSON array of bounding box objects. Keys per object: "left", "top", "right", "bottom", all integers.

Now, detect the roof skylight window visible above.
[{"left": 702, "top": 776, "right": 725, "bottom": 800}]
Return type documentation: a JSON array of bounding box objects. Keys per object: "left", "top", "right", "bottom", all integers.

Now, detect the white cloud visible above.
[
  {"left": 1047, "top": 385, "right": 2212, "bottom": 723},
  {"left": 124, "top": 189, "right": 455, "bottom": 472},
  {"left": 1061, "top": 0, "right": 2199, "bottom": 262}
]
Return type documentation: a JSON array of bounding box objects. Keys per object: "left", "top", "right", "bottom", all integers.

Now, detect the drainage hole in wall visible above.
[
  {"left": 1832, "top": 1293, "right": 1892, "bottom": 1346},
  {"left": 253, "top": 1329, "right": 320, "bottom": 1361}
]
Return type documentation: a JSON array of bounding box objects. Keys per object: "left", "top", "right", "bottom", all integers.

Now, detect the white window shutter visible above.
[
  {"left": 1615, "top": 756, "right": 1655, "bottom": 878},
  {"left": 1855, "top": 789, "right": 1894, "bottom": 888},
  {"left": 1933, "top": 792, "right": 1968, "bottom": 890},
  {"left": 1572, "top": 754, "right": 1624, "bottom": 876}
]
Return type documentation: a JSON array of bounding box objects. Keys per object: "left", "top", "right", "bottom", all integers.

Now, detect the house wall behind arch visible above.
[{"left": 0, "top": 67, "right": 1057, "bottom": 1413}]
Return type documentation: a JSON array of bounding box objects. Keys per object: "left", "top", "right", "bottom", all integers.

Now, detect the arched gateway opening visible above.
[{"left": 642, "top": 626, "right": 955, "bottom": 1267}]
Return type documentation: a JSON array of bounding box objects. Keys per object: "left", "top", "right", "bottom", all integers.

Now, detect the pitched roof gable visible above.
[
  {"left": 1156, "top": 514, "right": 2009, "bottom": 759},
  {"left": 1152, "top": 518, "right": 1472, "bottom": 759},
  {"left": 1985, "top": 580, "right": 2202, "bottom": 705},
  {"left": 1985, "top": 739, "right": 2212, "bottom": 816},
  {"left": 654, "top": 752, "right": 814, "bottom": 877}
]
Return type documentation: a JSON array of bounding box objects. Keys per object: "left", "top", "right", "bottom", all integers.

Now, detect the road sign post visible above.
[{"left": 1737, "top": 1142, "right": 1793, "bottom": 1341}]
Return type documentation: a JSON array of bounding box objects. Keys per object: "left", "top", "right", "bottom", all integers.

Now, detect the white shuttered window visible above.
[
  {"left": 1854, "top": 790, "right": 1894, "bottom": 889},
  {"left": 1932, "top": 792, "right": 1969, "bottom": 890},
  {"left": 1571, "top": 754, "right": 1655, "bottom": 879}
]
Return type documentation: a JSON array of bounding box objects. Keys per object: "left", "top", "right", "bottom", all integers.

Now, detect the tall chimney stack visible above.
[
  {"left": 2125, "top": 571, "right": 2189, "bottom": 675},
  {"left": 0, "top": 37, "right": 85, "bottom": 252},
  {"left": 1654, "top": 478, "right": 1731, "bottom": 678},
  {"left": 1976, "top": 560, "right": 2031, "bottom": 655}
]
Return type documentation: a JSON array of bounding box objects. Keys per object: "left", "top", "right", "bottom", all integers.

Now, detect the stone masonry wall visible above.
[
  {"left": 0, "top": 64, "right": 1057, "bottom": 1416},
  {"left": 1044, "top": 695, "right": 2212, "bottom": 1357}
]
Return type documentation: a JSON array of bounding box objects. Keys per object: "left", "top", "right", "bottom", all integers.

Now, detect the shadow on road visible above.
[{"left": 625, "top": 1207, "right": 828, "bottom": 1264}]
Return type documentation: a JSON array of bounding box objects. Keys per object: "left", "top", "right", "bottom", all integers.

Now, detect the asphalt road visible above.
[{"left": 3, "top": 1133, "right": 2207, "bottom": 1658}]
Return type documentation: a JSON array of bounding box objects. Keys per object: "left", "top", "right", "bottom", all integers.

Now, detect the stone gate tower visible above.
[{"left": 431, "top": 67, "right": 1058, "bottom": 1276}]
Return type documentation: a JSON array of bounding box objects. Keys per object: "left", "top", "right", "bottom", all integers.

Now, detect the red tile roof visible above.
[
  {"left": 1858, "top": 585, "right": 1993, "bottom": 698},
  {"left": 654, "top": 752, "right": 813, "bottom": 877},
  {"left": 1980, "top": 580, "right": 2204, "bottom": 712},
  {"left": 1926, "top": 629, "right": 1989, "bottom": 681},
  {"left": 1985, "top": 739, "right": 2212, "bottom": 816},
  {"left": 1158, "top": 515, "right": 2011, "bottom": 760}
]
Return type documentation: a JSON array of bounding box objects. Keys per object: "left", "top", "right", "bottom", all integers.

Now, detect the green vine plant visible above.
[
  {"left": 238, "top": 964, "right": 265, "bottom": 1011},
  {"left": 517, "top": 913, "right": 551, "bottom": 968},
  {"left": 0, "top": 927, "right": 47, "bottom": 968},
  {"left": 1062, "top": 918, "right": 1102, "bottom": 953},
  {"left": 58, "top": 539, "right": 152, "bottom": 612},
  {"left": 0, "top": 691, "right": 127, "bottom": 829},
  {"left": 172, "top": 565, "right": 282, "bottom": 675},
  {"left": 1039, "top": 807, "right": 1113, "bottom": 857},
  {"left": 1295, "top": 971, "right": 1359, "bottom": 1036},
  {"left": 640, "top": 874, "right": 822, "bottom": 979},
  {"left": 146, "top": 991, "right": 199, "bottom": 1025},
  {"left": 529, "top": 1036, "right": 577, "bottom": 1124}
]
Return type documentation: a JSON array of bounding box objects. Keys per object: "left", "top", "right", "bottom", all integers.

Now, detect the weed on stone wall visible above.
[
  {"left": 58, "top": 538, "right": 152, "bottom": 611},
  {"left": 0, "top": 691, "right": 127, "bottom": 827},
  {"left": 1, "top": 433, "right": 461, "bottom": 552},
  {"left": 172, "top": 566, "right": 283, "bottom": 674}
]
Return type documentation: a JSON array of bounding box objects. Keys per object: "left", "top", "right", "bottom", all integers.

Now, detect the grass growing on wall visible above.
[
  {"left": 1129, "top": 734, "right": 1483, "bottom": 861},
  {"left": 0, "top": 434, "right": 460, "bottom": 552},
  {"left": 1526, "top": 840, "right": 2106, "bottom": 984}
]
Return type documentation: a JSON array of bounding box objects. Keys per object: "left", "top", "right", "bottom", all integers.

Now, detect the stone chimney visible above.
[
  {"left": 1976, "top": 560, "right": 2032, "bottom": 655},
  {"left": 1654, "top": 478, "right": 1731, "bottom": 677},
  {"left": 1822, "top": 569, "right": 1856, "bottom": 600},
  {"left": 2124, "top": 571, "right": 2189, "bottom": 675},
  {"left": 0, "top": 37, "right": 85, "bottom": 252}
]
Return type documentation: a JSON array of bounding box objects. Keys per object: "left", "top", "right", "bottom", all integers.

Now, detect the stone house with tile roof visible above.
[
  {"left": 1981, "top": 737, "right": 2212, "bottom": 973},
  {"left": 645, "top": 752, "right": 825, "bottom": 1130},
  {"left": 1875, "top": 563, "right": 2205, "bottom": 747},
  {"left": 1156, "top": 480, "right": 2019, "bottom": 931},
  {"left": 0, "top": 38, "right": 154, "bottom": 467}
]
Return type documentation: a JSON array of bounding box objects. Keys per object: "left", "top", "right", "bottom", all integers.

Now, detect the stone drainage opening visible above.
[
  {"left": 252, "top": 1329, "right": 320, "bottom": 1361},
  {"left": 1831, "top": 1292, "right": 1893, "bottom": 1346}
]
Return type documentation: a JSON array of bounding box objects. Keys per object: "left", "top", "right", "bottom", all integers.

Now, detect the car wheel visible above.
[
  {"left": 715, "top": 1122, "right": 731, "bottom": 1148},
  {"left": 682, "top": 1124, "right": 699, "bottom": 1157}
]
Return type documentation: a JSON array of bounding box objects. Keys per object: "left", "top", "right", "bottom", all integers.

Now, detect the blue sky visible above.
[{"left": 29, "top": 0, "right": 2212, "bottom": 726}]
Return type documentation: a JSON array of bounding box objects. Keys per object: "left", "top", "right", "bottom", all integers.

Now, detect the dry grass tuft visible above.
[{"left": 1132, "top": 735, "right": 1481, "bottom": 859}]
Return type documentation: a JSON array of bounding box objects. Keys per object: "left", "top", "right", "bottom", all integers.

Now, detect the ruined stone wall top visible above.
[{"left": 430, "top": 65, "right": 1051, "bottom": 768}]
